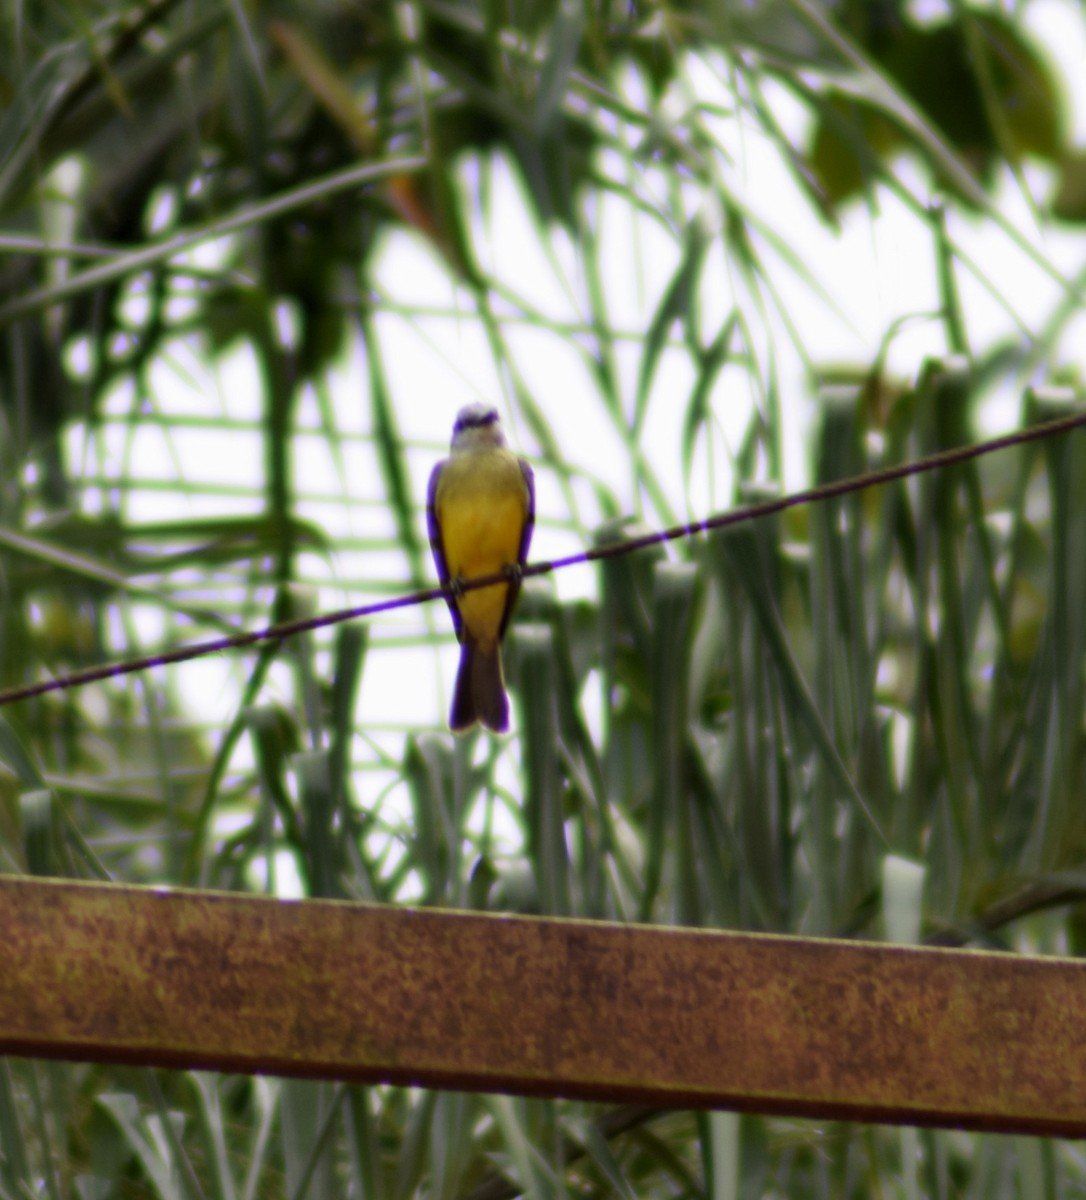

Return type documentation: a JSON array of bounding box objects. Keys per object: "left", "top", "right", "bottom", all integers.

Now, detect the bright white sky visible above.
[{"left": 61, "top": 0, "right": 1086, "bottom": 894}]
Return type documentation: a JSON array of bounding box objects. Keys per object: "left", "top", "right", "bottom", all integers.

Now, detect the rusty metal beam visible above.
[{"left": 1, "top": 877, "right": 1084, "bottom": 1136}]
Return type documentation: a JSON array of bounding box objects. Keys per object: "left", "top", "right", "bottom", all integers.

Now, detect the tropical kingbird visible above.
[{"left": 427, "top": 404, "right": 535, "bottom": 732}]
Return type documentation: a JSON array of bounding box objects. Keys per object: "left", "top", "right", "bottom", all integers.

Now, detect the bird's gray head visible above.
[{"left": 450, "top": 404, "right": 506, "bottom": 452}]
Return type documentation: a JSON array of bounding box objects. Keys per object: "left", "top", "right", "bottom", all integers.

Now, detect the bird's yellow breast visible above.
[{"left": 435, "top": 448, "right": 529, "bottom": 649}]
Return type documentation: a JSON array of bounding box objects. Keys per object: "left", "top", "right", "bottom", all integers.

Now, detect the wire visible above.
[{"left": 1, "top": 404, "right": 1084, "bottom": 708}]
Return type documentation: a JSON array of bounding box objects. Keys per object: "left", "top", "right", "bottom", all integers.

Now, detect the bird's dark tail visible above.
[{"left": 450, "top": 638, "right": 509, "bottom": 732}]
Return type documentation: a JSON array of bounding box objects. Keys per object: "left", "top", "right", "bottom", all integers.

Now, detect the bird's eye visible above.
[{"left": 456, "top": 407, "right": 498, "bottom": 434}]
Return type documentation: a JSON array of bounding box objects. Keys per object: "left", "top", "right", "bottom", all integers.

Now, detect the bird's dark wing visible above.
[
  {"left": 518, "top": 458, "right": 535, "bottom": 566},
  {"left": 426, "top": 460, "right": 463, "bottom": 640},
  {"left": 498, "top": 458, "right": 535, "bottom": 641}
]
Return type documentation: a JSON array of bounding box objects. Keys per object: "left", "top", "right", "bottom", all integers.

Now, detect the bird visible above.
[{"left": 427, "top": 404, "right": 535, "bottom": 732}]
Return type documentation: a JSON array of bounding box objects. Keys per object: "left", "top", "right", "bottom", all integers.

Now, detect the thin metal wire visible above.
[{"left": 2, "top": 405, "right": 1084, "bottom": 707}]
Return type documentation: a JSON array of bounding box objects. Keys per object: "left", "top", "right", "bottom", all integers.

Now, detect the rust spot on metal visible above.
[{"left": 1, "top": 877, "right": 1085, "bottom": 1135}]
